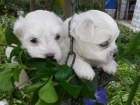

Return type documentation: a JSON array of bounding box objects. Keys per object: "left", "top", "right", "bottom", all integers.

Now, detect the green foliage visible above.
[
  {"left": 0, "top": 69, "right": 13, "bottom": 93},
  {"left": 0, "top": 63, "right": 20, "bottom": 92},
  {"left": 60, "top": 80, "right": 82, "bottom": 99},
  {"left": 106, "top": 23, "right": 140, "bottom": 105},
  {"left": 0, "top": 14, "right": 15, "bottom": 29},
  {"left": 0, "top": 15, "right": 140, "bottom": 105},
  {"left": 107, "top": 61, "right": 140, "bottom": 105},
  {"left": 126, "top": 73, "right": 140, "bottom": 105},
  {"left": 38, "top": 77, "right": 58, "bottom": 104},
  {"left": 0, "top": 15, "right": 16, "bottom": 63},
  {"left": 0, "top": 0, "right": 30, "bottom": 16},
  {"left": 5, "top": 28, "right": 21, "bottom": 46},
  {"left": 116, "top": 31, "right": 140, "bottom": 65},
  {"left": 76, "top": 0, "right": 104, "bottom": 13},
  {"left": 0, "top": 28, "right": 112, "bottom": 105},
  {"left": 36, "top": 0, "right": 63, "bottom": 16}
]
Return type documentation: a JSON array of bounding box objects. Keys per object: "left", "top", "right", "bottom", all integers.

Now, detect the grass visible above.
[
  {"left": 107, "top": 61, "right": 140, "bottom": 105},
  {"left": 0, "top": 25, "right": 6, "bottom": 63},
  {"left": 106, "top": 23, "right": 140, "bottom": 105}
]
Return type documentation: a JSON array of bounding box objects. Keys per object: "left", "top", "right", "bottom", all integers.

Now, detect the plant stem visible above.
[
  {"left": 16, "top": 77, "right": 35, "bottom": 88},
  {"left": 0, "top": 43, "right": 15, "bottom": 47},
  {"left": 67, "top": 74, "right": 75, "bottom": 83},
  {"left": 22, "top": 65, "right": 36, "bottom": 70},
  {"left": 126, "top": 73, "right": 140, "bottom": 105}
]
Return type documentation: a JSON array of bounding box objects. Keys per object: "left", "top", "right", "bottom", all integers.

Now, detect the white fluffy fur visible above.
[
  {"left": 13, "top": 10, "right": 66, "bottom": 60},
  {"left": 6, "top": 10, "right": 68, "bottom": 88},
  {"left": 63, "top": 10, "right": 120, "bottom": 80},
  {"left": 0, "top": 99, "right": 8, "bottom": 105}
]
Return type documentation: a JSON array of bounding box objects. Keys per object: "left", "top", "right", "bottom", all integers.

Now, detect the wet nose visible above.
[
  {"left": 46, "top": 53, "right": 54, "bottom": 59},
  {"left": 113, "top": 52, "right": 117, "bottom": 58}
]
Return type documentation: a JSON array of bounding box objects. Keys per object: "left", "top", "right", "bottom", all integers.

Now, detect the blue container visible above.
[{"left": 104, "top": 0, "right": 118, "bottom": 9}]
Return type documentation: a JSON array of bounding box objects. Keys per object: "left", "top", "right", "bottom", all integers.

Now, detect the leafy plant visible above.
[
  {"left": 107, "top": 61, "right": 140, "bottom": 105},
  {"left": 106, "top": 23, "right": 140, "bottom": 105},
  {"left": 36, "top": 0, "right": 63, "bottom": 16},
  {"left": 0, "top": 28, "right": 112, "bottom": 105},
  {"left": 0, "top": 14, "right": 16, "bottom": 29},
  {"left": 0, "top": 15, "right": 140, "bottom": 104},
  {"left": 116, "top": 31, "right": 140, "bottom": 66},
  {"left": 76, "top": 0, "right": 100, "bottom": 12},
  {"left": 0, "top": 15, "right": 15, "bottom": 64}
]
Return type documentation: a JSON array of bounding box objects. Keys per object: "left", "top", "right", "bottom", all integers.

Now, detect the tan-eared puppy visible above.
[{"left": 63, "top": 10, "right": 120, "bottom": 80}]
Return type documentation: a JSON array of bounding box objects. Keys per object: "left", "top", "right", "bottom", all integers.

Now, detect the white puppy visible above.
[
  {"left": 6, "top": 10, "right": 68, "bottom": 88},
  {"left": 63, "top": 10, "right": 120, "bottom": 80},
  {"left": 13, "top": 10, "right": 66, "bottom": 60}
]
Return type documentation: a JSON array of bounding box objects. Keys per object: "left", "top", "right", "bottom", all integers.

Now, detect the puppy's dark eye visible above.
[
  {"left": 55, "top": 34, "right": 60, "bottom": 40},
  {"left": 99, "top": 41, "right": 108, "bottom": 47},
  {"left": 31, "top": 38, "right": 38, "bottom": 43}
]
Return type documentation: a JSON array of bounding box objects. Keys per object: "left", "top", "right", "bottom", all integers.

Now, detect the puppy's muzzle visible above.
[{"left": 46, "top": 53, "right": 54, "bottom": 59}]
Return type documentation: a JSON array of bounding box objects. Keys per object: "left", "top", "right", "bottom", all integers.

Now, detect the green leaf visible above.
[
  {"left": 0, "top": 70, "right": 13, "bottom": 93},
  {"left": 31, "top": 88, "right": 40, "bottom": 105},
  {"left": 35, "top": 67, "right": 57, "bottom": 78},
  {"left": 17, "top": 50, "right": 24, "bottom": 65},
  {"left": 123, "top": 77, "right": 134, "bottom": 85},
  {"left": 85, "top": 74, "right": 98, "bottom": 94},
  {"left": 135, "top": 95, "right": 140, "bottom": 101},
  {"left": 134, "top": 51, "right": 140, "bottom": 60},
  {"left": 128, "top": 32, "right": 140, "bottom": 51},
  {"left": 117, "top": 44, "right": 126, "bottom": 57},
  {"left": 126, "top": 74, "right": 140, "bottom": 105},
  {"left": 54, "top": 85, "right": 65, "bottom": 105},
  {"left": 35, "top": 98, "right": 48, "bottom": 105},
  {"left": 25, "top": 81, "right": 46, "bottom": 93},
  {"left": 39, "top": 77, "right": 58, "bottom": 103},
  {"left": 5, "top": 27, "right": 21, "bottom": 46},
  {"left": 126, "top": 85, "right": 131, "bottom": 92},
  {"left": 69, "top": 73, "right": 81, "bottom": 86},
  {"left": 121, "top": 57, "right": 134, "bottom": 66},
  {"left": 9, "top": 46, "right": 22, "bottom": 62},
  {"left": 46, "top": 59, "right": 57, "bottom": 68},
  {"left": 13, "top": 68, "right": 22, "bottom": 82},
  {"left": 41, "top": 77, "right": 49, "bottom": 82},
  {"left": 81, "top": 80, "right": 95, "bottom": 99},
  {"left": 55, "top": 64, "right": 72, "bottom": 81},
  {"left": 3, "top": 63, "right": 19, "bottom": 70},
  {"left": 60, "top": 80, "right": 82, "bottom": 99},
  {"left": 116, "top": 36, "right": 122, "bottom": 46},
  {"left": 25, "top": 58, "right": 46, "bottom": 68}
]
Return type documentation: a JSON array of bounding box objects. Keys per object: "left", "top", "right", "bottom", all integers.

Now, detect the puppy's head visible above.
[
  {"left": 14, "top": 10, "right": 63, "bottom": 61},
  {"left": 70, "top": 10, "right": 120, "bottom": 63}
]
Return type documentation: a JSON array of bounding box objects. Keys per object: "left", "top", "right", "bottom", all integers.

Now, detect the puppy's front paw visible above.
[
  {"left": 74, "top": 64, "right": 95, "bottom": 81},
  {"left": 100, "top": 60, "right": 118, "bottom": 75}
]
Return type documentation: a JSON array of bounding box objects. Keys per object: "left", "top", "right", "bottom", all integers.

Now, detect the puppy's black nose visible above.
[
  {"left": 113, "top": 52, "right": 117, "bottom": 58},
  {"left": 46, "top": 53, "right": 54, "bottom": 59}
]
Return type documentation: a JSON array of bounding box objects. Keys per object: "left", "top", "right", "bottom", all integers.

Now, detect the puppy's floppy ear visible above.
[
  {"left": 71, "top": 19, "right": 94, "bottom": 42},
  {"left": 13, "top": 16, "right": 25, "bottom": 38}
]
